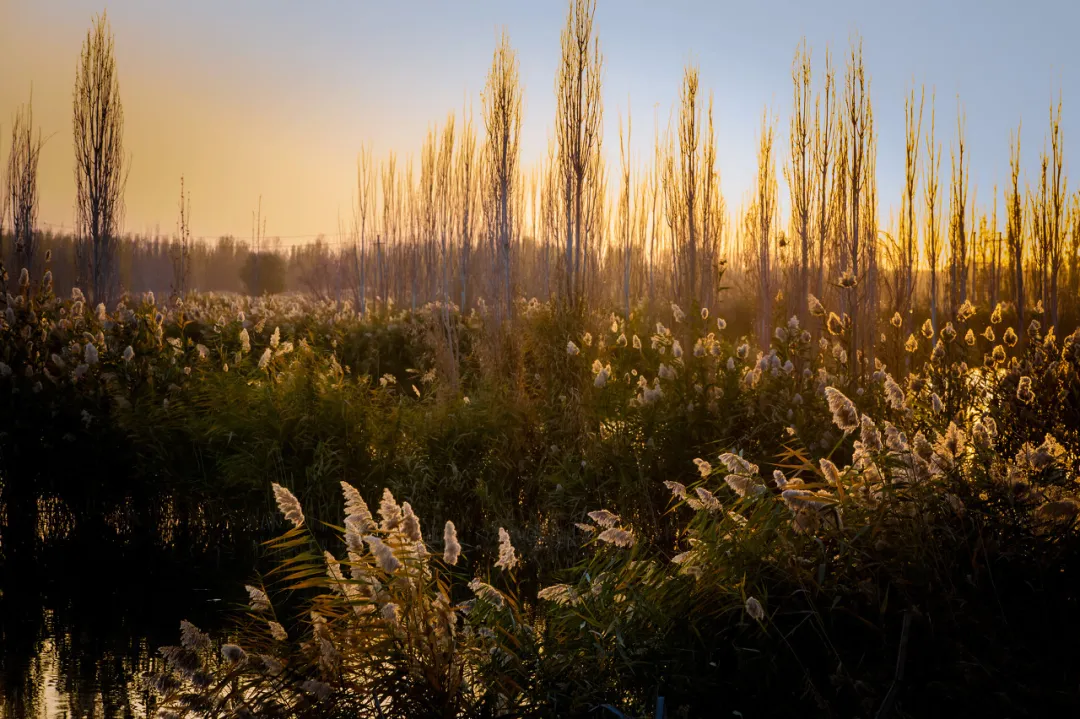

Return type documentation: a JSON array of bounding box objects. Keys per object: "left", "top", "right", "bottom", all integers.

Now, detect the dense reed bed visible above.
[{"left": 1, "top": 266, "right": 1078, "bottom": 716}]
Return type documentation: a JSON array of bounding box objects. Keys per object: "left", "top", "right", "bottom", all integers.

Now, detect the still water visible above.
[{"left": 0, "top": 509, "right": 252, "bottom": 719}]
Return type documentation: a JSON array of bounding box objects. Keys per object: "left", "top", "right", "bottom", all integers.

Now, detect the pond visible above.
[{"left": 0, "top": 510, "right": 252, "bottom": 719}]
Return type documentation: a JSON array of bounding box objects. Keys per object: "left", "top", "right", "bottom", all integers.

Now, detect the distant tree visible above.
[
  {"left": 788, "top": 39, "right": 813, "bottom": 325},
  {"left": 240, "top": 252, "right": 286, "bottom": 296},
  {"left": 555, "top": 0, "right": 603, "bottom": 307},
  {"left": 1007, "top": 125, "right": 1026, "bottom": 332},
  {"left": 8, "top": 93, "right": 44, "bottom": 275},
  {"left": 170, "top": 176, "right": 191, "bottom": 300},
  {"left": 925, "top": 95, "right": 943, "bottom": 330},
  {"left": 482, "top": 29, "right": 523, "bottom": 323},
  {"left": 73, "top": 12, "right": 127, "bottom": 303}
]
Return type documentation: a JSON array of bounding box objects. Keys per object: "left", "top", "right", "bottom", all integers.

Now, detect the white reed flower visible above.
[
  {"left": 885, "top": 423, "right": 909, "bottom": 453},
  {"left": 632, "top": 334, "right": 642, "bottom": 349},
  {"left": 271, "top": 483, "right": 305, "bottom": 528},
  {"left": 495, "top": 527, "right": 519, "bottom": 570},
  {"left": 180, "top": 620, "right": 212, "bottom": 652},
  {"left": 1016, "top": 376, "right": 1035, "bottom": 404},
  {"left": 693, "top": 486, "right": 723, "bottom": 512},
  {"left": 672, "top": 340, "right": 683, "bottom": 359},
  {"left": 378, "top": 488, "right": 402, "bottom": 531},
  {"left": 860, "top": 415, "right": 882, "bottom": 452},
  {"left": 724, "top": 473, "right": 766, "bottom": 498},
  {"left": 443, "top": 520, "right": 461, "bottom": 565},
  {"left": 642, "top": 379, "right": 663, "bottom": 404},
  {"left": 239, "top": 328, "right": 251, "bottom": 353},
  {"left": 468, "top": 578, "right": 505, "bottom": 608},
  {"left": 221, "top": 644, "right": 247, "bottom": 664},
  {"left": 381, "top": 602, "right": 401, "bottom": 626},
  {"left": 537, "top": 584, "right": 581, "bottom": 606},
  {"left": 819, "top": 458, "right": 841, "bottom": 486},
  {"left": 693, "top": 458, "right": 712, "bottom": 478},
  {"left": 587, "top": 509, "right": 620, "bottom": 528},
  {"left": 664, "top": 480, "right": 688, "bottom": 500},
  {"left": 341, "top": 482, "right": 376, "bottom": 533},
  {"left": 364, "top": 535, "right": 401, "bottom": 573},
  {"left": 268, "top": 621, "right": 288, "bottom": 641},
  {"left": 258, "top": 347, "right": 272, "bottom": 370},
  {"left": 566, "top": 340, "right": 580, "bottom": 356},
  {"left": 745, "top": 596, "right": 765, "bottom": 621},
  {"left": 245, "top": 585, "right": 271, "bottom": 612},
  {"left": 824, "top": 386, "right": 859, "bottom": 433},
  {"left": 122, "top": 346, "right": 134, "bottom": 363},
  {"left": 196, "top": 344, "right": 208, "bottom": 360},
  {"left": 718, "top": 453, "right": 759, "bottom": 477},
  {"left": 883, "top": 373, "right": 905, "bottom": 409},
  {"left": 270, "top": 326, "right": 280, "bottom": 348},
  {"left": 401, "top": 502, "right": 423, "bottom": 542},
  {"left": 597, "top": 527, "right": 635, "bottom": 547}
]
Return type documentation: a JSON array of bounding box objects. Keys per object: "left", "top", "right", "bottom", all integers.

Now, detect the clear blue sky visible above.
[{"left": 1, "top": 0, "right": 1075, "bottom": 241}]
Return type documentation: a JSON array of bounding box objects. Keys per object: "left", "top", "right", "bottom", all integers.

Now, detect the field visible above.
[{"left": 2, "top": 1, "right": 1080, "bottom": 718}]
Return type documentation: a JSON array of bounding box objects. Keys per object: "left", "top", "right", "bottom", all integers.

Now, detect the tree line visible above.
[{"left": 2, "top": 3, "right": 1079, "bottom": 347}]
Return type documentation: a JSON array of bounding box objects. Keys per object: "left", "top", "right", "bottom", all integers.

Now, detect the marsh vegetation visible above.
[{"left": 2, "top": 2, "right": 1080, "bottom": 717}]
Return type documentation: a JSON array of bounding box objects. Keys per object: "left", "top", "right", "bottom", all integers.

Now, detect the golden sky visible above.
[{"left": 2, "top": 0, "right": 1076, "bottom": 244}]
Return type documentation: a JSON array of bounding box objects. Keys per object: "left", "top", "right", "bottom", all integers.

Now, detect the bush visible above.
[{"left": 240, "top": 252, "right": 287, "bottom": 296}]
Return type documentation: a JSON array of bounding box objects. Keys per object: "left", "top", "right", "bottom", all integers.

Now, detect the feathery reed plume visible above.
[
  {"left": 271, "top": 483, "right": 305, "bottom": 528},
  {"left": 267, "top": 621, "right": 288, "bottom": 642},
  {"left": 468, "top": 578, "right": 505, "bottom": 609},
  {"left": 245, "top": 585, "right": 270, "bottom": 613},
  {"left": 819, "top": 458, "right": 842, "bottom": 486},
  {"left": 221, "top": 644, "right": 246, "bottom": 664},
  {"left": 179, "top": 620, "right": 211, "bottom": 653},
  {"left": 824, "top": 386, "right": 859, "bottom": 432},
  {"left": 341, "top": 481, "right": 376, "bottom": 533},
  {"left": 495, "top": 527, "right": 519, "bottom": 570},
  {"left": 587, "top": 509, "right": 620, "bottom": 528},
  {"left": 401, "top": 502, "right": 423, "bottom": 542},
  {"left": 378, "top": 488, "right": 403, "bottom": 531},
  {"left": 364, "top": 535, "right": 401, "bottom": 573},
  {"left": 443, "top": 520, "right": 461, "bottom": 566},
  {"left": 597, "top": 527, "right": 635, "bottom": 547}
]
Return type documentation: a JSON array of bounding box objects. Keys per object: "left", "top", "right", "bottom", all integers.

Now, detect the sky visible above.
[{"left": 1, "top": 0, "right": 1077, "bottom": 245}]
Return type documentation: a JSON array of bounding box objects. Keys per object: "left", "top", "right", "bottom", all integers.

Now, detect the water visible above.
[{"left": 0, "top": 505, "right": 252, "bottom": 719}]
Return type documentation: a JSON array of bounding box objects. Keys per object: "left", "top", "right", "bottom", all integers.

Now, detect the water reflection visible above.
[{"left": 0, "top": 500, "right": 251, "bottom": 719}]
